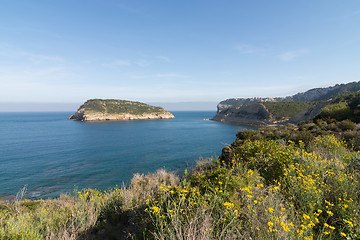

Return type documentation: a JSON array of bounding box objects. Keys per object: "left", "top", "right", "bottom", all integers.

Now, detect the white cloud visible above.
[
  {"left": 0, "top": 46, "right": 65, "bottom": 65},
  {"left": 103, "top": 55, "right": 172, "bottom": 68},
  {"left": 102, "top": 59, "right": 132, "bottom": 67},
  {"left": 236, "top": 44, "right": 257, "bottom": 54},
  {"left": 114, "top": 59, "right": 132, "bottom": 66},
  {"left": 134, "top": 59, "right": 150, "bottom": 67},
  {"left": 103, "top": 59, "right": 152, "bottom": 67},
  {"left": 155, "top": 73, "right": 185, "bottom": 78},
  {"left": 156, "top": 56, "right": 171, "bottom": 62},
  {"left": 25, "top": 53, "right": 64, "bottom": 64},
  {"left": 130, "top": 73, "right": 187, "bottom": 79},
  {"left": 278, "top": 48, "right": 310, "bottom": 62}
]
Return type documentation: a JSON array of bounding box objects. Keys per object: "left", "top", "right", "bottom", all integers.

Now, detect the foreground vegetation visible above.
[
  {"left": 3, "top": 90, "right": 360, "bottom": 239},
  {"left": 1, "top": 125, "right": 360, "bottom": 239},
  {"left": 3, "top": 95, "right": 360, "bottom": 239}
]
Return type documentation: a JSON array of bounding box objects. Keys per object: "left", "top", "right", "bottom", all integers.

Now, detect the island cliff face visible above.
[{"left": 69, "top": 99, "right": 175, "bottom": 121}]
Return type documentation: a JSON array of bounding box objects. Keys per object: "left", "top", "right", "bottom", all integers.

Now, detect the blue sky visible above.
[{"left": 1, "top": 0, "right": 360, "bottom": 110}]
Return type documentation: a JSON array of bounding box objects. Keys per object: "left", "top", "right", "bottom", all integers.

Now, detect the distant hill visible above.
[
  {"left": 216, "top": 81, "right": 360, "bottom": 112},
  {"left": 69, "top": 99, "right": 175, "bottom": 121},
  {"left": 212, "top": 81, "right": 360, "bottom": 126},
  {"left": 291, "top": 81, "right": 360, "bottom": 102}
]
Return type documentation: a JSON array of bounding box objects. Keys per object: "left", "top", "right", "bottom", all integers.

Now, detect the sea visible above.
[{"left": 0, "top": 111, "right": 255, "bottom": 200}]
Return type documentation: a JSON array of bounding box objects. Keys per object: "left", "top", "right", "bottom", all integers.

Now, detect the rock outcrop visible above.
[
  {"left": 213, "top": 81, "right": 360, "bottom": 126},
  {"left": 69, "top": 99, "right": 175, "bottom": 121},
  {"left": 212, "top": 103, "right": 273, "bottom": 126}
]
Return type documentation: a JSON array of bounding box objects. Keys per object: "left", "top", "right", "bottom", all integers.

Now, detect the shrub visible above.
[
  {"left": 337, "top": 119, "right": 357, "bottom": 131},
  {"left": 231, "top": 140, "right": 293, "bottom": 183}
]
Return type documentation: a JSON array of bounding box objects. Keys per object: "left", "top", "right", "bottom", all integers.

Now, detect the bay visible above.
[{"left": 0, "top": 111, "right": 255, "bottom": 199}]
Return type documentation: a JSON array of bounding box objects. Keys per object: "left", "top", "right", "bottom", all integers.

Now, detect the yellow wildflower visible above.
[
  {"left": 326, "top": 210, "right": 333, "bottom": 216},
  {"left": 223, "top": 202, "right": 235, "bottom": 209},
  {"left": 150, "top": 206, "right": 160, "bottom": 214}
]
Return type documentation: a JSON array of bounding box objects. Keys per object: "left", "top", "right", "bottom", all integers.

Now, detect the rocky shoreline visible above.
[{"left": 68, "top": 111, "right": 175, "bottom": 121}]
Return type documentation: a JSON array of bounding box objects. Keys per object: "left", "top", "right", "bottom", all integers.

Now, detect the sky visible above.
[{"left": 1, "top": 0, "right": 360, "bottom": 111}]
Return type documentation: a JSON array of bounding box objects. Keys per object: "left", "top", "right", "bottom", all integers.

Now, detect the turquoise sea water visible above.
[{"left": 0, "top": 111, "right": 255, "bottom": 199}]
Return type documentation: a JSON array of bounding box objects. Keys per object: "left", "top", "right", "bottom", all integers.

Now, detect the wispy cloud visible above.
[
  {"left": 103, "top": 55, "right": 171, "bottom": 68},
  {"left": 0, "top": 46, "right": 65, "bottom": 64},
  {"left": 235, "top": 44, "right": 258, "bottom": 54},
  {"left": 156, "top": 56, "right": 171, "bottom": 62},
  {"left": 102, "top": 59, "right": 132, "bottom": 67},
  {"left": 25, "top": 53, "right": 64, "bottom": 64},
  {"left": 113, "top": 59, "right": 132, "bottom": 66},
  {"left": 134, "top": 59, "right": 150, "bottom": 67},
  {"left": 0, "top": 66, "right": 67, "bottom": 83},
  {"left": 131, "top": 73, "right": 187, "bottom": 79},
  {"left": 278, "top": 48, "right": 310, "bottom": 62},
  {"left": 155, "top": 73, "right": 185, "bottom": 78},
  {"left": 103, "top": 59, "right": 152, "bottom": 68}
]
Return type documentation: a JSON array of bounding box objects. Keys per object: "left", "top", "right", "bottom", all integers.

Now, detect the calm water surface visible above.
[{"left": 0, "top": 111, "right": 255, "bottom": 199}]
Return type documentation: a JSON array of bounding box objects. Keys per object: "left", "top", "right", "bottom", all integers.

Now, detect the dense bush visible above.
[{"left": 230, "top": 140, "right": 293, "bottom": 183}]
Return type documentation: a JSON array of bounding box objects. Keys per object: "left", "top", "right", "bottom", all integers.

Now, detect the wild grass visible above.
[{"left": 1, "top": 130, "right": 360, "bottom": 239}]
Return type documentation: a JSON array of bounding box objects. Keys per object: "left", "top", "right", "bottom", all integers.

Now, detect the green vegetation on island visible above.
[
  {"left": 69, "top": 99, "right": 175, "bottom": 121},
  {"left": 80, "top": 99, "right": 167, "bottom": 115}
]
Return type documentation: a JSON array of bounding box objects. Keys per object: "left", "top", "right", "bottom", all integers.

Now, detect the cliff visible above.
[
  {"left": 68, "top": 99, "right": 175, "bottom": 121},
  {"left": 213, "top": 81, "right": 360, "bottom": 126},
  {"left": 212, "top": 103, "right": 274, "bottom": 126}
]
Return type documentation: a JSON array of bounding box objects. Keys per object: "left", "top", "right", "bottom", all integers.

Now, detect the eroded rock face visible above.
[
  {"left": 212, "top": 103, "right": 273, "bottom": 126},
  {"left": 68, "top": 99, "right": 175, "bottom": 121},
  {"left": 69, "top": 111, "right": 175, "bottom": 121}
]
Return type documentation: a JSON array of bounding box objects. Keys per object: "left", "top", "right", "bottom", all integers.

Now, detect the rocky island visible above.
[{"left": 68, "top": 99, "right": 175, "bottom": 121}]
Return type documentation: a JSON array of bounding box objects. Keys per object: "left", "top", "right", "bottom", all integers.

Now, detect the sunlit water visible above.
[{"left": 0, "top": 111, "right": 255, "bottom": 199}]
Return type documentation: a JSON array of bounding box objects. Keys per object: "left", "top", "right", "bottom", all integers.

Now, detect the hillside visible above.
[
  {"left": 316, "top": 91, "right": 360, "bottom": 123},
  {"left": 213, "top": 81, "right": 360, "bottom": 126},
  {"left": 217, "top": 81, "right": 360, "bottom": 111},
  {"left": 68, "top": 99, "right": 175, "bottom": 121}
]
